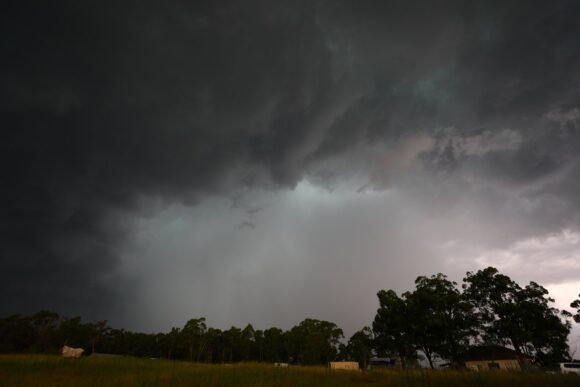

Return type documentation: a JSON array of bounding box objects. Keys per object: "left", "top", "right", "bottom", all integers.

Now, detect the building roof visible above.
[{"left": 465, "top": 345, "right": 531, "bottom": 361}]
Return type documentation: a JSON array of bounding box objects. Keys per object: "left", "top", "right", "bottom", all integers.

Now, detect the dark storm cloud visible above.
[{"left": 2, "top": 0, "right": 580, "bottom": 323}]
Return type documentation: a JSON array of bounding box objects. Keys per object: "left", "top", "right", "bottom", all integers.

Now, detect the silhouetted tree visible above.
[
  {"left": 286, "top": 319, "right": 343, "bottom": 365},
  {"left": 88, "top": 320, "right": 110, "bottom": 353},
  {"left": 373, "top": 290, "right": 414, "bottom": 369},
  {"left": 404, "top": 274, "right": 476, "bottom": 368},
  {"left": 31, "top": 310, "right": 60, "bottom": 352},
  {"left": 571, "top": 295, "right": 580, "bottom": 324},
  {"left": 463, "top": 267, "right": 570, "bottom": 368},
  {"left": 263, "top": 327, "right": 286, "bottom": 362},
  {"left": 181, "top": 317, "right": 207, "bottom": 362},
  {"left": 346, "top": 327, "right": 374, "bottom": 369}
]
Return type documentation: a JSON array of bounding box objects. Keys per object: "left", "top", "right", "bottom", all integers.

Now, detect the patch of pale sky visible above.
[{"left": 115, "top": 181, "right": 580, "bottom": 343}]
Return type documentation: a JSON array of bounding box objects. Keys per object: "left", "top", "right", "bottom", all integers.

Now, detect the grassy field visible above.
[{"left": 0, "top": 355, "right": 579, "bottom": 386}]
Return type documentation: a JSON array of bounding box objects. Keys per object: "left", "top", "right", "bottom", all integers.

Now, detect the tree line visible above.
[{"left": 1, "top": 267, "right": 579, "bottom": 369}]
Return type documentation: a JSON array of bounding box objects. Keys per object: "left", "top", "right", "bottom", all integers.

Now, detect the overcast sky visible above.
[{"left": 2, "top": 0, "right": 580, "bottom": 346}]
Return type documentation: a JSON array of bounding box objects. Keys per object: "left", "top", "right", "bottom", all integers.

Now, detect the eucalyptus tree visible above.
[
  {"left": 346, "top": 326, "right": 374, "bottom": 369},
  {"left": 263, "top": 327, "right": 286, "bottom": 362},
  {"left": 240, "top": 324, "right": 256, "bottom": 361},
  {"left": 373, "top": 289, "right": 415, "bottom": 369},
  {"left": 181, "top": 317, "right": 207, "bottom": 362},
  {"left": 286, "top": 319, "right": 343, "bottom": 365},
  {"left": 31, "top": 310, "right": 60, "bottom": 352},
  {"left": 222, "top": 326, "right": 242, "bottom": 362},
  {"left": 87, "top": 320, "right": 110, "bottom": 353},
  {"left": 462, "top": 267, "right": 570, "bottom": 367},
  {"left": 404, "top": 274, "right": 476, "bottom": 368},
  {"left": 571, "top": 295, "right": 580, "bottom": 324}
]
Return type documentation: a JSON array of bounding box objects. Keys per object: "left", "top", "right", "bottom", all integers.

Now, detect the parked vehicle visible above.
[{"left": 559, "top": 362, "right": 580, "bottom": 375}]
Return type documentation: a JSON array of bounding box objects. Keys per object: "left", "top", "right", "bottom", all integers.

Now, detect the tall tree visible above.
[
  {"left": 162, "top": 327, "right": 180, "bottom": 359},
  {"left": 263, "top": 327, "right": 285, "bottom": 362},
  {"left": 0, "top": 315, "right": 35, "bottom": 353},
  {"left": 346, "top": 327, "right": 374, "bottom": 369},
  {"left": 59, "top": 316, "right": 89, "bottom": 349},
  {"left": 463, "top": 267, "right": 570, "bottom": 368},
  {"left": 286, "top": 319, "right": 343, "bottom": 365},
  {"left": 31, "top": 310, "right": 60, "bottom": 352},
  {"left": 373, "top": 290, "right": 414, "bottom": 369},
  {"left": 181, "top": 317, "right": 207, "bottom": 362},
  {"left": 222, "top": 326, "right": 242, "bottom": 362},
  {"left": 88, "top": 320, "right": 110, "bottom": 353},
  {"left": 404, "top": 274, "right": 476, "bottom": 368},
  {"left": 254, "top": 329, "right": 265, "bottom": 362},
  {"left": 240, "top": 324, "right": 256, "bottom": 361},
  {"left": 202, "top": 328, "right": 221, "bottom": 363}
]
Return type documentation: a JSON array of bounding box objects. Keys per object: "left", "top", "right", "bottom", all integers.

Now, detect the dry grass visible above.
[{"left": 0, "top": 354, "right": 578, "bottom": 386}]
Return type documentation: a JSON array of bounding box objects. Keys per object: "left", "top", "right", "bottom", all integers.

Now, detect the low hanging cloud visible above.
[{"left": 2, "top": 0, "right": 580, "bottom": 332}]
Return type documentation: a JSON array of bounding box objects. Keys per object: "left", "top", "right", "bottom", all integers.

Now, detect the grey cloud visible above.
[{"left": 2, "top": 0, "right": 580, "bottom": 331}]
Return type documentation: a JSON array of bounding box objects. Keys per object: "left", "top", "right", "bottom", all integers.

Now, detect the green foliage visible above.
[
  {"left": 240, "top": 324, "right": 256, "bottom": 361},
  {"left": 346, "top": 326, "right": 374, "bottom": 369},
  {"left": 374, "top": 268, "right": 572, "bottom": 369},
  {"left": 0, "top": 267, "right": 575, "bottom": 370},
  {"left": 201, "top": 327, "right": 220, "bottom": 362},
  {"left": 30, "top": 310, "right": 60, "bottom": 353},
  {"left": 286, "top": 318, "right": 343, "bottom": 365},
  {"left": 159, "top": 327, "right": 180, "bottom": 360},
  {"left": 463, "top": 267, "right": 571, "bottom": 367},
  {"left": 404, "top": 274, "right": 476, "bottom": 368},
  {"left": 60, "top": 317, "right": 90, "bottom": 349},
  {"left": 373, "top": 289, "right": 415, "bottom": 368},
  {"left": 87, "top": 320, "right": 110, "bottom": 354},
  {"left": 181, "top": 317, "right": 207, "bottom": 362},
  {"left": 262, "top": 327, "right": 286, "bottom": 362},
  {"left": 571, "top": 295, "right": 580, "bottom": 324},
  {"left": 0, "top": 315, "right": 36, "bottom": 352},
  {"left": 222, "top": 326, "right": 242, "bottom": 362}
]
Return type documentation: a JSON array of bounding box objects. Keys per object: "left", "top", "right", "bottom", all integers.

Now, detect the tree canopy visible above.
[
  {"left": 1, "top": 267, "right": 575, "bottom": 369},
  {"left": 462, "top": 267, "right": 571, "bottom": 368}
]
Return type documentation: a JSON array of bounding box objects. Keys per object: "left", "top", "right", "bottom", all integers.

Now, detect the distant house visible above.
[
  {"left": 464, "top": 345, "right": 531, "bottom": 371},
  {"left": 329, "top": 361, "right": 360, "bottom": 371},
  {"left": 62, "top": 345, "right": 84, "bottom": 358},
  {"left": 560, "top": 362, "right": 580, "bottom": 374}
]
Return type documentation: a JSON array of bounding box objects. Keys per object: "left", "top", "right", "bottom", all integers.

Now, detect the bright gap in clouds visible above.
[
  {"left": 441, "top": 229, "right": 580, "bottom": 285},
  {"left": 119, "top": 180, "right": 425, "bottom": 335},
  {"left": 442, "top": 229, "right": 580, "bottom": 348},
  {"left": 547, "top": 281, "right": 580, "bottom": 352},
  {"left": 117, "top": 179, "right": 580, "bottom": 345}
]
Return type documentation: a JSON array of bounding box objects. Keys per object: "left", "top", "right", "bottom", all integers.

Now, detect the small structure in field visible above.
[
  {"left": 560, "top": 362, "right": 580, "bottom": 374},
  {"left": 330, "top": 361, "right": 360, "bottom": 371},
  {"left": 62, "top": 345, "right": 84, "bottom": 358},
  {"left": 464, "top": 345, "right": 531, "bottom": 371},
  {"left": 274, "top": 362, "right": 288, "bottom": 367}
]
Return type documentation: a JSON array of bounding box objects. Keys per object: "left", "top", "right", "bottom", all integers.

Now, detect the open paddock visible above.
[{"left": 0, "top": 354, "right": 578, "bottom": 386}]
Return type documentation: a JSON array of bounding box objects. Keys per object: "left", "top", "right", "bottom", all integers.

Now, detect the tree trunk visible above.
[
  {"left": 196, "top": 334, "right": 206, "bottom": 362},
  {"left": 510, "top": 338, "right": 527, "bottom": 369},
  {"left": 399, "top": 351, "right": 407, "bottom": 369},
  {"left": 424, "top": 348, "right": 434, "bottom": 369},
  {"left": 427, "top": 356, "right": 434, "bottom": 369}
]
